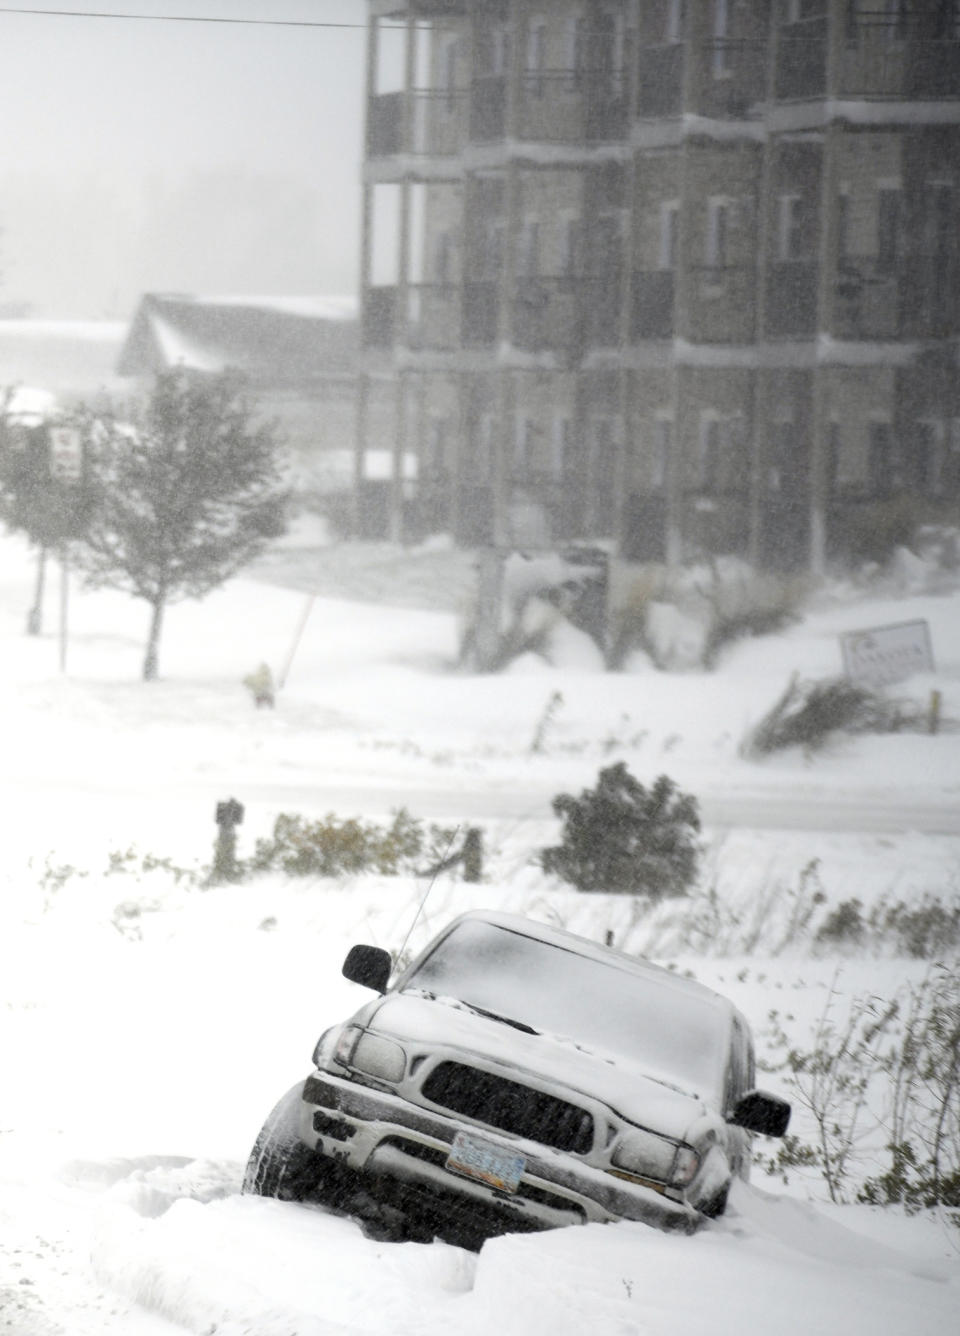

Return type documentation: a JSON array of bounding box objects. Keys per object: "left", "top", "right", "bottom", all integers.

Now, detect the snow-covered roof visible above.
[
  {"left": 116, "top": 293, "right": 360, "bottom": 385},
  {"left": 3, "top": 383, "right": 57, "bottom": 424}
]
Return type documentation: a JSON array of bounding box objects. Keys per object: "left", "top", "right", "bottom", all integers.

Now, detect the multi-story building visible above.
[{"left": 356, "top": 0, "right": 960, "bottom": 570}]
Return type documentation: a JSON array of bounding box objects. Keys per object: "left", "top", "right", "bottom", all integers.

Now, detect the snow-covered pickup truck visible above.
[{"left": 243, "top": 910, "right": 790, "bottom": 1247}]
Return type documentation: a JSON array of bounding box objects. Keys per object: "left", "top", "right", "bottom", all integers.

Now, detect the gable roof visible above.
[{"left": 116, "top": 293, "right": 359, "bottom": 387}]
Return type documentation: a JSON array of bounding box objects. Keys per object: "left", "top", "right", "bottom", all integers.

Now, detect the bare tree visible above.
[{"left": 77, "top": 369, "right": 287, "bottom": 680}]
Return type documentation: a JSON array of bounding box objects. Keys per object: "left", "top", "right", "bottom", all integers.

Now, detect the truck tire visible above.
[{"left": 242, "top": 1082, "right": 326, "bottom": 1201}]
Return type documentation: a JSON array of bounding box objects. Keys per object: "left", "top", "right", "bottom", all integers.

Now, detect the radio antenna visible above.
[{"left": 395, "top": 825, "right": 460, "bottom": 967}]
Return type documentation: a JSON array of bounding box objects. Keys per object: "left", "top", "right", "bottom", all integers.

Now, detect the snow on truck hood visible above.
[{"left": 367, "top": 989, "right": 707, "bottom": 1141}]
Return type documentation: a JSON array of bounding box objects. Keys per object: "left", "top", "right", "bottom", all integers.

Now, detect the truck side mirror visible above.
[
  {"left": 730, "top": 1089, "right": 791, "bottom": 1138},
  {"left": 342, "top": 944, "right": 392, "bottom": 993}
]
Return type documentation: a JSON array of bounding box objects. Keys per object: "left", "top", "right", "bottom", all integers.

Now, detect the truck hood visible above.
[{"left": 364, "top": 990, "right": 707, "bottom": 1143}]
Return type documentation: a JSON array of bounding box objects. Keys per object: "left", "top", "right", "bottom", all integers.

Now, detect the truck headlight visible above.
[
  {"left": 611, "top": 1129, "right": 700, "bottom": 1187},
  {"left": 334, "top": 1026, "right": 406, "bottom": 1083}
]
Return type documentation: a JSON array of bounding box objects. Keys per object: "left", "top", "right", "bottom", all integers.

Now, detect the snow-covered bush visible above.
[
  {"left": 607, "top": 557, "right": 804, "bottom": 672},
  {"left": 247, "top": 809, "right": 459, "bottom": 880},
  {"left": 740, "top": 674, "right": 929, "bottom": 758},
  {"left": 764, "top": 968, "right": 960, "bottom": 1216},
  {"left": 540, "top": 764, "right": 700, "bottom": 897}
]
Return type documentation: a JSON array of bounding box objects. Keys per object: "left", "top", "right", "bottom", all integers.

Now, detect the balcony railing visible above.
[
  {"left": 835, "top": 254, "right": 959, "bottom": 340},
  {"left": 838, "top": 24, "right": 960, "bottom": 99},
  {"left": 405, "top": 283, "right": 461, "bottom": 350},
  {"left": 636, "top": 42, "right": 683, "bottom": 117},
  {"left": 690, "top": 264, "right": 758, "bottom": 339},
  {"left": 699, "top": 39, "right": 767, "bottom": 116},
  {"left": 631, "top": 270, "right": 675, "bottom": 338},
  {"left": 367, "top": 89, "right": 468, "bottom": 158},
  {"left": 470, "top": 75, "right": 506, "bottom": 142},
  {"left": 470, "top": 68, "right": 628, "bottom": 145},
  {"left": 363, "top": 286, "right": 398, "bottom": 347},
  {"left": 461, "top": 281, "right": 499, "bottom": 346},
  {"left": 833, "top": 257, "right": 899, "bottom": 339},
  {"left": 774, "top": 17, "right": 827, "bottom": 99},
  {"left": 765, "top": 260, "right": 818, "bottom": 336}
]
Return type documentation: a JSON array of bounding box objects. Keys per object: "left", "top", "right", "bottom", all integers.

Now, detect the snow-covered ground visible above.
[{"left": 0, "top": 525, "right": 958, "bottom": 1335}]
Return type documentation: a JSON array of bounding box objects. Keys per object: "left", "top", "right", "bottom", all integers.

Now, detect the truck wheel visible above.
[{"left": 242, "top": 1082, "right": 326, "bottom": 1201}]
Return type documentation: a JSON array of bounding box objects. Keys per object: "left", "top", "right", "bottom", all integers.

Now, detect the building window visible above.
[
  {"left": 518, "top": 219, "right": 540, "bottom": 278},
  {"left": 559, "top": 214, "right": 581, "bottom": 277},
  {"left": 944, "top": 418, "right": 960, "bottom": 495},
  {"left": 785, "top": 0, "right": 825, "bottom": 22},
  {"left": 551, "top": 415, "right": 573, "bottom": 478},
  {"left": 713, "top": 0, "right": 730, "bottom": 77},
  {"left": 666, "top": 0, "right": 686, "bottom": 43},
  {"left": 868, "top": 421, "right": 895, "bottom": 495},
  {"left": 481, "top": 220, "right": 504, "bottom": 279},
  {"left": 565, "top": 14, "right": 585, "bottom": 89},
  {"left": 491, "top": 23, "right": 510, "bottom": 76},
  {"left": 515, "top": 416, "right": 538, "bottom": 478},
  {"left": 928, "top": 181, "right": 954, "bottom": 259},
  {"left": 526, "top": 18, "right": 547, "bottom": 97},
  {"left": 439, "top": 37, "right": 458, "bottom": 113},
  {"left": 877, "top": 187, "right": 901, "bottom": 274},
  {"left": 434, "top": 231, "right": 453, "bottom": 284},
  {"left": 659, "top": 201, "right": 679, "bottom": 270},
  {"left": 777, "top": 194, "right": 808, "bottom": 261},
  {"left": 706, "top": 197, "right": 731, "bottom": 268},
  {"left": 769, "top": 419, "right": 796, "bottom": 492},
  {"left": 474, "top": 413, "right": 496, "bottom": 483},
  {"left": 427, "top": 418, "right": 447, "bottom": 476},
  {"left": 836, "top": 190, "right": 851, "bottom": 266},
  {"left": 652, "top": 416, "right": 672, "bottom": 490},
  {"left": 699, "top": 416, "right": 722, "bottom": 492}
]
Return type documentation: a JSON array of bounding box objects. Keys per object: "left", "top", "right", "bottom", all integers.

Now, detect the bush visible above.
[
  {"left": 764, "top": 968, "right": 960, "bottom": 1213},
  {"left": 540, "top": 763, "right": 700, "bottom": 897},
  {"left": 248, "top": 809, "right": 458, "bottom": 880},
  {"left": 741, "top": 674, "right": 924, "bottom": 757}
]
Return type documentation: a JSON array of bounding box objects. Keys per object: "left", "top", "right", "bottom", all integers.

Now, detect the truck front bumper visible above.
[{"left": 300, "top": 1072, "right": 700, "bottom": 1237}]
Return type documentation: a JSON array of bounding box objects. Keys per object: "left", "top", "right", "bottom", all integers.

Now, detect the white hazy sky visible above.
[{"left": 0, "top": 0, "right": 377, "bottom": 317}]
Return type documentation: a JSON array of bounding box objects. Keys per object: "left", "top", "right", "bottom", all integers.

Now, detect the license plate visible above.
[{"left": 446, "top": 1132, "right": 525, "bottom": 1194}]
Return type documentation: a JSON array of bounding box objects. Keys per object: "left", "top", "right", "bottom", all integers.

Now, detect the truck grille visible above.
[{"left": 421, "top": 1062, "right": 594, "bottom": 1154}]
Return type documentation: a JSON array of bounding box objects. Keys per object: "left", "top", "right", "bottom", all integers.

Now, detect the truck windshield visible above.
[{"left": 403, "top": 919, "right": 728, "bottom": 1101}]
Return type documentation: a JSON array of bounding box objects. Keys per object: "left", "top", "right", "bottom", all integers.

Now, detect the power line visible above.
[{"left": 0, "top": 6, "right": 374, "bottom": 27}]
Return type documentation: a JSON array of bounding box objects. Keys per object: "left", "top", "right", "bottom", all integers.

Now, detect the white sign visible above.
[
  {"left": 840, "top": 620, "right": 934, "bottom": 689},
  {"left": 49, "top": 426, "right": 83, "bottom": 483}
]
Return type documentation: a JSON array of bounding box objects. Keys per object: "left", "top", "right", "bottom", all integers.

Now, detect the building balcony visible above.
[
  {"left": 367, "top": 89, "right": 468, "bottom": 159},
  {"left": 833, "top": 257, "right": 899, "bottom": 339},
  {"left": 635, "top": 42, "right": 683, "bottom": 118},
  {"left": 838, "top": 23, "right": 960, "bottom": 99},
  {"left": 774, "top": 17, "right": 827, "bottom": 99},
  {"left": 765, "top": 260, "right": 818, "bottom": 336},
  {"left": 834, "top": 255, "right": 959, "bottom": 340},
  {"left": 688, "top": 264, "right": 758, "bottom": 341},
  {"left": 697, "top": 39, "right": 767, "bottom": 118},
  {"left": 461, "top": 281, "right": 499, "bottom": 347},
  {"left": 470, "top": 76, "right": 507, "bottom": 142},
  {"left": 469, "top": 68, "right": 628, "bottom": 146},
  {"left": 630, "top": 270, "right": 674, "bottom": 339},
  {"left": 405, "top": 283, "right": 461, "bottom": 350},
  {"left": 363, "top": 286, "right": 398, "bottom": 348}
]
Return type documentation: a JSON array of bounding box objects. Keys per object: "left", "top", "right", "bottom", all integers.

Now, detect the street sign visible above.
[
  {"left": 840, "top": 620, "right": 934, "bottom": 689},
  {"left": 49, "top": 426, "right": 83, "bottom": 483}
]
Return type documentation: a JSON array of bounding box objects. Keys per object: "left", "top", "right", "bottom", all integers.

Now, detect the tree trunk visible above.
[
  {"left": 143, "top": 597, "right": 165, "bottom": 681},
  {"left": 27, "top": 546, "right": 47, "bottom": 635}
]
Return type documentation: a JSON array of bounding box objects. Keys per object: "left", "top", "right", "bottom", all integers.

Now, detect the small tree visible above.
[
  {"left": 0, "top": 391, "right": 91, "bottom": 633},
  {"left": 77, "top": 369, "right": 287, "bottom": 680},
  {"left": 540, "top": 763, "right": 701, "bottom": 896}
]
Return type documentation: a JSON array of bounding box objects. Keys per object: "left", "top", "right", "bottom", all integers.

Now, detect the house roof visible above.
[{"left": 116, "top": 293, "right": 359, "bottom": 386}]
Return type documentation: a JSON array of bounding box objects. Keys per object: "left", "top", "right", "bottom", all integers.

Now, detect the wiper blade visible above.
[
  {"left": 404, "top": 988, "right": 539, "bottom": 1034},
  {"left": 464, "top": 1002, "right": 539, "bottom": 1035}
]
